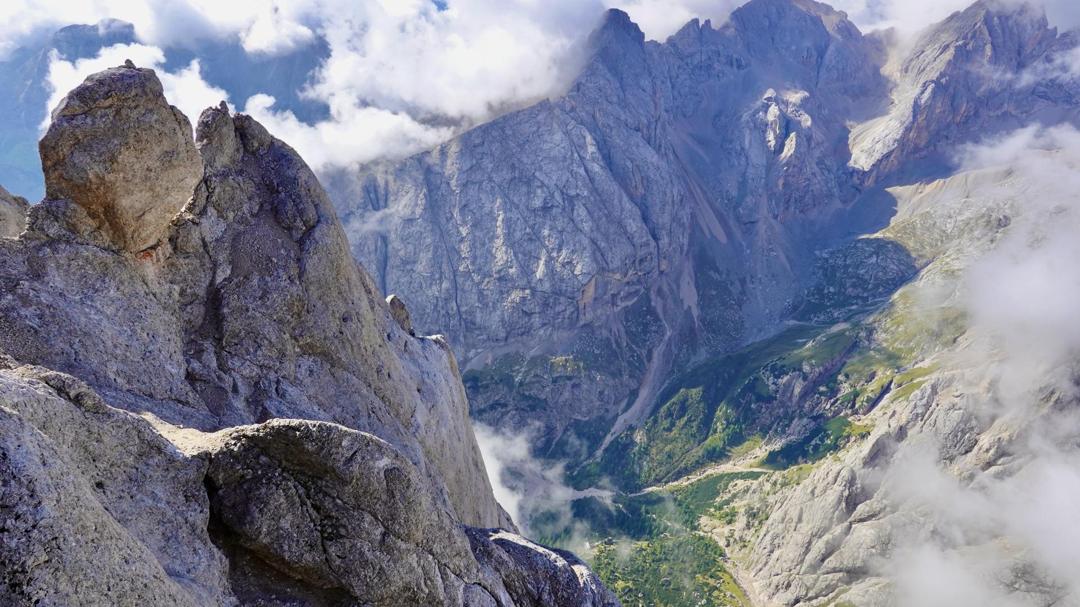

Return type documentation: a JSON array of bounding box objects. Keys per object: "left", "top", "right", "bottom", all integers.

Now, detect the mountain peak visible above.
[
  {"left": 727, "top": 0, "right": 869, "bottom": 62},
  {"left": 590, "top": 8, "right": 646, "bottom": 49},
  {"left": 731, "top": 0, "right": 861, "bottom": 36},
  {"left": 906, "top": 0, "right": 1055, "bottom": 73}
]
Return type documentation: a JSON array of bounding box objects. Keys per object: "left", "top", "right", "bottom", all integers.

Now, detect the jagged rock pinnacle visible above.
[{"left": 38, "top": 63, "right": 201, "bottom": 252}]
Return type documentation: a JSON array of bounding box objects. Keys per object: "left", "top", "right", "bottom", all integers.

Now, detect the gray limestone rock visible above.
[
  {"left": 38, "top": 63, "right": 202, "bottom": 252},
  {"left": 466, "top": 529, "right": 620, "bottom": 607},
  {"left": 0, "top": 186, "right": 28, "bottom": 238},
  {"left": 200, "top": 419, "right": 479, "bottom": 605},
  {"left": 0, "top": 64, "right": 615, "bottom": 606},
  {"left": 0, "top": 363, "right": 232, "bottom": 607}
]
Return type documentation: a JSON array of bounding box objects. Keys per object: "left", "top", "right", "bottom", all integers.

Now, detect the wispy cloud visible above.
[
  {"left": 879, "top": 125, "right": 1080, "bottom": 606},
  {"left": 472, "top": 421, "right": 611, "bottom": 546}
]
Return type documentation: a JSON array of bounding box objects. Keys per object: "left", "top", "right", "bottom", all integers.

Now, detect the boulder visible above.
[{"left": 38, "top": 62, "right": 201, "bottom": 252}]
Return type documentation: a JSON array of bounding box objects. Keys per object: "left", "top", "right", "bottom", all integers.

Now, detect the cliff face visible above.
[
  {"left": 328, "top": 0, "right": 1080, "bottom": 475},
  {"left": 330, "top": 0, "right": 894, "bottom": 462},
  {"left": 0, "top": 64, "right": 617, "bottom": 606}
]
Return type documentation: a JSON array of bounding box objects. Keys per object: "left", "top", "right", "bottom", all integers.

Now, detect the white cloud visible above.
[
  {"left": 240, "top": 8, "right": 315, "bottom": 56},
  {"left": 473, "top": 422, "right": 531, "bottom": 524},
  {"left": 602, "top": 0, "right": 743, "bottom": 41},
  {"left": 958, "top": 125, "right": 1080, "bottom": 400},
  {"left": 879, "top": 125, "right": 1080, "bottom": 606},
  {"left": 44, "top": 42, "right": 228, "bottom": 132},
  {"left": 243, "top": 93, "right": 452, "bottom": 171},
  {"left": 18, "top": 0, "right": 1080, "bottom": 179},
  {"left": 472, "top": 421, "right": 610, "bottom": 541}
]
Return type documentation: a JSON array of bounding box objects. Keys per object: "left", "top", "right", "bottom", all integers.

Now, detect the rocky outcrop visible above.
[
  {"left": 0, "top": 186, "right": 28, "bottom": 238},
  {"left": 388, "top": 293, "right": 416, "bottom": 335},
  {"left": 466, "top": 529, "right": 619, "bottom": 607},
  {"left": 0, "top": 63, "right": 614, "bottom": 606},
  {"left": 201, "top": 420, "right": 483, "bottom": 605},
  {"left": 0, "top": 362, "right": 231, "bottom": 607},
  {"left": 849, "top": 0, "right": 1080, "bottom": 180},
  {"left": 39, "top": 62, "right": 202, "bottom": 252}
]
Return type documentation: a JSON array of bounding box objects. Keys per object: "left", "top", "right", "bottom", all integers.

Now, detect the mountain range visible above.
[{"left": 2, "top": 0, "right": 1080, "bottom": 605}]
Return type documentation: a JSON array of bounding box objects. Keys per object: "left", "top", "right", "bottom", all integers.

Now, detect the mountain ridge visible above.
[{"left": 0, "top": 62, "right": 617, "bottom": 606}]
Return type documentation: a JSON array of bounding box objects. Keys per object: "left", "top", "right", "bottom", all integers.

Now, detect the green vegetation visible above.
[
  {"left": 593, "top": 534, "right": 749, "bottom": 607},
  {"left": 878, "top": 290, "right": 966, "bottom": 361},
  {"left": 550, "top": 355, "right": 585, "bottom": 375},
  {"left": 760, "top": 415, "right": 870, "bottom": 469},
  {"left": 569, "top": 472, "right": 763, "bottom": 607},
  {"left": 573, "top": 324, "right": 862, "bottom": 491}
]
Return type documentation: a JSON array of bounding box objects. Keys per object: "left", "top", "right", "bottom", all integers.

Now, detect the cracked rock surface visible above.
[{"left": 0, "top": 62, "right": 615, "bottom": 606}]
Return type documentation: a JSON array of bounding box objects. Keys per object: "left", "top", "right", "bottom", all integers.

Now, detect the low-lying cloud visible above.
[
  {"left": 879, "top": 125, "right": 1080, "bottom": 606},
  {"left": 472, "top": 422, "right": 610, "bottom": 549}
]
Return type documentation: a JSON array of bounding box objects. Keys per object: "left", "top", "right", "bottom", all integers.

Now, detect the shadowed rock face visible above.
[
  {"left": 202, "top": 420, "right": 481, "bottom": 605},
  {"left": 0, "top": 64, "right": 617, "bottom": 606}
]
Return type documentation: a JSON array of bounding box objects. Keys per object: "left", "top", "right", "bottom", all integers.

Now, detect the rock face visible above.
[
  {"left": 0, "top": 64, "right": 616, "bottom": 606},
  {"left": 0, "top": 186, "right": 28, "bottom": 238},
  {"left": 328, "top": 0, "right": 1079, "bottom": 481},
  {"left": 39, "top": 63, "right": 202, "bottom": 252},
  {"left": 330, "top": 0, "right": 895, "bottom": 464},
  {"left": 0, "top": 362, "right": 231, "bottom": 607}
]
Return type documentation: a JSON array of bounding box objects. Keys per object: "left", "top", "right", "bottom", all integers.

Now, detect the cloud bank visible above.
[
  {"left": 879, "top": 125, "right": 1080, "bottom": 606},
  {"left": 19, "top": 0, "right": 1080, "bottom": 180}
]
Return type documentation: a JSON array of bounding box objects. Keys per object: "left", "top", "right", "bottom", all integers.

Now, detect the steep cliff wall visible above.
[{"left": 0, "top": 63, "right": 617, "bottom": 607}]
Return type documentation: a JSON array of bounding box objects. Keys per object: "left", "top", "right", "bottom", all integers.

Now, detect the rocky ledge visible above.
[{"left": 0, "top": 63, "right": 617, "bottom": 607}]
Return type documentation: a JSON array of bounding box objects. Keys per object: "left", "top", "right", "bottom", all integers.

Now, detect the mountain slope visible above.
[
  {"left": 330, "top": 0, "right": 898, "bottom": 467},
  {"left": 0, "top": 63, "right": 616, "bottom": 606},
  {"left": 328, "top": 2, "right": 1080, "bottom": 605}
]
